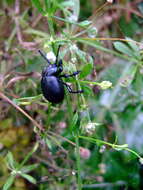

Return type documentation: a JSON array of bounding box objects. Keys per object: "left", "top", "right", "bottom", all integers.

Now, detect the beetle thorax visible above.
[{"left": 42, "top": 64, "right": 58, "bottom": 76}]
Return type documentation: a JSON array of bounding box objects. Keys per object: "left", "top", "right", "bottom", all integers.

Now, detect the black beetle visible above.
[{"left": 39, "top": 46, "right": 83, "bottom": 104}]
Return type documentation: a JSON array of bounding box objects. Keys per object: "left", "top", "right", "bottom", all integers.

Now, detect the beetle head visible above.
[
  {"left": 40, "top": 45, "right": 63, "bottom": 77},
  {"left": 42, "top": 61, "right": 63, "bottom": 77}
]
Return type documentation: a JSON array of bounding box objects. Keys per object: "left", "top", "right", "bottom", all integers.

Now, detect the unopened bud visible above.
[
  {"left": 99, "top": 81, "right": 112, "bottom": 90},
  {"left": 80, "top": 147, "right": 91, "bottom": 159}
]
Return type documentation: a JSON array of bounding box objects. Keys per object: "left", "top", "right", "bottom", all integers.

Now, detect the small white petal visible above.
[
  {"left": 46, "top": 52, "right": 56, "bottom": 62},
  {"left": 68, "top": 15, "right": 78, "bottom": 22}
]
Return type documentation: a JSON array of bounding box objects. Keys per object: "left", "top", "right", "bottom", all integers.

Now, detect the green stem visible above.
[
  {"left": 46, "top": 103, "right": 52, "bottom": 128},
  {"left": 65, "top": 91, "right": 73, "bottom": 132},
  {"left": 47, "top": 17, "right": 55, "bottom": 38},
  {"left": 75, "top": 134, "right": 82, "bottom": 190},
  {"left": 44, "top": 0, "right": 48, "bottom": 12},
  {"left": 79, "top": 136, "right": 142, "bottom": 159},
  {"left": 18, "top": 143, "right": 39, "bottom": 169},
  {"left": 46, "top": 0, "right": 55, "bottom": 48}
]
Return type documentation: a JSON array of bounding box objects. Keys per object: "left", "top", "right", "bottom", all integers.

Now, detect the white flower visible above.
[
  {"left": 11, "top": 170, "right": 22, "bottom": 175},
  {"left": 70, "top": 44, "right": 78, "bottom": 51},
  {"left": 67, "top": 15, "right": 78, "bottom": 22},
  {"left": 46, "top": 51, "right": 56, "bottom": 62},
  {"left": 71, "top": 57, "right": 77, "bottom": 63},
  {"left": 139, "top": 157, "right": 143, "bottom": 164},
  {"left": 99, "top": 145, "right": 106, "bottom": 153},
  {"left": 85, "top": 122, "right": 96, "bottom": 134},
  {"left": 72, "top": 171, "right": 76, "bottom": 175},
  {"left": 88, "top": 27, "right": 98, "bottom": 38},
  {"left": 107, "top": 0, "right": 114, "bottom": 3}
]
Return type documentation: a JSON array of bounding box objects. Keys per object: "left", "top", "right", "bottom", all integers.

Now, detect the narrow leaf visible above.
[
  {"left": 21, "top": 164, "right": 38, "bottom": 173},
  {"left": 3, "top": 176, "right": 15, "bottom": 190},
  {"left": 31, "top": 0, "right": 45, "bottom": 15},
  {"left": 119, "top": 64, "right": 137, "bottom": 87},
  {"left": 20, "top": 173, "right": 36, "bottom": 184},
  {"left": 61, "top": 1, "right": 74, "bottom": 7},
  {"left": 71, "top": 112, "right": 78, "bottom": 127},
  {"left": 19, "top": 143, "right": 39, "bottom": 168},
  {"left": 45, "top": 138, "right": 52, "bottom": 149},
  {"left": 73, "top": 0, "right": 80, "bottom": 22},
  {"left": 77, "top": 38, "right": 138, "bottom": 63},
  {"left": 79, "top": 20, "right": 92, "bottom": 27},
  {"left": 126, "top": 37, "right": 140, "bottom": 57},
  {"left": 80, "top": 63, "right": 93, "bottom": 79},
  {"left": 113, "top": 42, "right": 134, "bottom": 57},
  {"left": 6, "top": 152, "right": 16, "bottom": 169}
]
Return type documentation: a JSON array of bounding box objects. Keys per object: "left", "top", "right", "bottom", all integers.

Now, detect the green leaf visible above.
[
  {"left": 25, "top": 28, "right": 49, "bottom": 37},
  {"left": 80, "top": 63, "right": 93, "bottom": 79},
  {"left": 73, "top": 0, "right": 80, "bottom": 22},
  {"left": 31, "top": 0, "right": 45, "bottom": 15},
  {"left": 20, "top": 173, "right": 37, "bottom": 184},
  {"left": 21, "top": 164, "right": 38, "bottom": 173},
  {"left": 119, "top": 64, "right": 137, "bottom": 87},
  {"left": 77, "top": 38, "right": 138, "bottom": 63},
  {"left": 79, "top": 20, "right": 92, "bottom": 27},
  {"left": 3, "top": 176, "right": 15, "bottom": 190},
  {"left": 75, "top": 49, "right": 87, "bottom": 63},
  {"left": 44, "top": 0, "right": 48, "bottom": 12},
  {"left": 126, "top": 37, "right": 140, "bottom": 53},
  {"left": 13, "top": 94, "right": 42, "bottom": 105},
  {"left": 119, "top": 16, "right": 139, "bottom": 37},
  {"left": 6, "top": 152, "right": 16, "bottom": 169},
  {"left": 113, "top": 42, "right": 134, "bottom": 57},
  {"left": 125, "top": 37, "right": 140, "bottom": 57},
  {"left": 45, "top": 138, "right": 52, "bottom": 149},
  {"left": 61, "top": 1, "right": 74, "bottom": 7},
  {"left": 82, "top": 84, "right": 93, "bottom": 95},
  {"left": 71, "top": 112, "right": 79, "bottom": 127},
  {"left": 19, "top": 143, "right": 39, "bottom": 168}
]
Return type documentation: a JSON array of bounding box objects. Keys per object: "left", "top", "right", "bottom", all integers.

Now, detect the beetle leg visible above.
[
  {"left": 57, "top": 59, "right": 63, "bottom": 73},
  {"left": 62, "top": 82, "right": 83, "bottom": 93},
  {"left": 60, "top": 71, "right": 80, "bottom": 78}
]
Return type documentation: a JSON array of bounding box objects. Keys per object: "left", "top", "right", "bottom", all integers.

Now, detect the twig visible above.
[
  {"left": 14, "top": 0, "right": 37, "bottom": 50},
  {"left": 0, "top": 91, "right": 44, "bottom": 131},
  {"left": 109, "top": 4, "right": 143, "bottom": 19},
  {"left": 15, "top": 0, "right": 20, "bottom": 15},
  {"left": 79, "top": 37, "right": 143, "bottom": 46},
  {"left": 32, "top": 14, "right": 43, "bottom": 28},
  {"left": 0, "top": 92, "right": 77, "bottom": 147},
  {"left": 48, "top": 131, "right": 76, "bottom": 146}
]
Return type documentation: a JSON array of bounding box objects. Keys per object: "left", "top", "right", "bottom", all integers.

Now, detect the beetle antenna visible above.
[
  {"left": 38, "top": 50, "right": 51, "bottom": 65},
  {"left": 55, "top": 45, "right": 61, "bottom": 64}
]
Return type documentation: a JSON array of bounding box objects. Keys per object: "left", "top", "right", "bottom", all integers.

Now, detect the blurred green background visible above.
[{"left": 0, "top": 0, "right": 143, "bottom": 189}]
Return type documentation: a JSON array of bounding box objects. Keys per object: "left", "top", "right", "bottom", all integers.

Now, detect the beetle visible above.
[{"left": 38, "top": 46, "right": 83, "bottom": 104}]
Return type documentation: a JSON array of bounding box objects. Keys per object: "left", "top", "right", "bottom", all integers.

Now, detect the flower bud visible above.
[
  {"left": 80, "top": 147, "right": 91, "bottom": 159},
  {"left": 99, "top": 81, "right": 112, "bottom": 90}
]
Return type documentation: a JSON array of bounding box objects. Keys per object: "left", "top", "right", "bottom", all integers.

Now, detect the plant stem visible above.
[
  {"left": 75, "top": 134, "right": 82, "bottom": 190},
  {"left": 0, "top": 92, "right": 44, "bottom": 131},
  {"left": 65, "top": 91, "right": 73, "bottom": 131},
  {"left": 18, "top": 142, "right": 39, "bottom": 169}
]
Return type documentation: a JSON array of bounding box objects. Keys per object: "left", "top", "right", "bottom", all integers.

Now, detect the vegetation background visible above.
[{"left": 0, "top": 0, "right": 143, "bottom": 189}]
